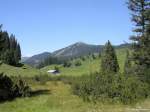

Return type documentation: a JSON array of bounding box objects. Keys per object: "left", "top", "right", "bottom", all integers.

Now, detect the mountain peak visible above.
[
  {"left": 75, "top": 41, "right": 85, "bottom": 44},
  {"left": 22, "top": 42, "right": 130, "bottom": 67},
  {"left": 53, "top": 42, "right": 101, "bottom": 58},
  {"left": 74, "top": 42, "right": 87, "bottom": 46}
]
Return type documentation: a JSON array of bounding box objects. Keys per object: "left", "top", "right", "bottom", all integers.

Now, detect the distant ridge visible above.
[
  {"left": 22, "top": 42, "right": 130, "bottom": 67},
  {"left": 23, "top": 52, "right": 51, "bottom": 67},
  {"left": 52, "top": 42, "right": 103, "bottom": 58}
]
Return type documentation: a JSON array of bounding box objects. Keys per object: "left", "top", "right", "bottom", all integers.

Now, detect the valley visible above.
[
  {"left": 0, "top": 47, "right": 150, "bottom": 112},
  {"left": 0, "top": 0, "right": 150, "bottom": 112}
]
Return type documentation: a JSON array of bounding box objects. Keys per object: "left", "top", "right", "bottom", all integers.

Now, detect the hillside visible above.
[
  {"left": 23, "top": 42, "right": 130, "bottom": 67},
  {"left": 23, "top": 52, "right": 51, "bottom": 67},
  {"left": 53, "top": 42, "right": 102, "bottom": 58},
  {"left": 21, "top": 57, "right": 30, "bottom": 62},
  {"left": 0, "top": 63, "right": 40, "bottom": 77},
  {"left": 41, "top": 48, "right": 127, "bottom": 76}
]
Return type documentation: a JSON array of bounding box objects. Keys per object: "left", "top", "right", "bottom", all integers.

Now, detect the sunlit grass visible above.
[
  {"left": 41, "top": 48, "right": 127, "bottom": 76},
  {"left": 1, "top": 48, "right": 150, "bottom": 112},
  {"left": 0, "top": 81, "right": 149, "bottom": 112},
  {"left": 0, "top": 63, "right": 41, "bottom": 77}
]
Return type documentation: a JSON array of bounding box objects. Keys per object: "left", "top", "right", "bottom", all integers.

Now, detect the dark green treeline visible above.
[{"left": 0, "top": 25, "right": 21, "bottom": 66}]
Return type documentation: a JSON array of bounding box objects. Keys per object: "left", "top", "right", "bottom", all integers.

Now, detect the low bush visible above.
[
  {"left": 72, "top": 72, "right": 149, "bottom": 104},
  {"left": 12, "top": 77, "right": 31, "bottom": 97},
  {"left": 0, "top": 73, "right": 31, "bottom": 102},
  {"left": 81, "top": 56, "right": 86, "bottom": 61},
  {"left": 54, "top": 66, "right": 60, "bottom": 72},
  {"left": 74, "top": 60, "right": 82, "bottom": 66},
  {"left": 0, "top": 73, "right": 14, "bottom": 101},
  {"left": 92, "top": 54, "right": 97, "bottom": 59},
  {"left": 63, "top": 61, "right": 72, "bottom": 67}
]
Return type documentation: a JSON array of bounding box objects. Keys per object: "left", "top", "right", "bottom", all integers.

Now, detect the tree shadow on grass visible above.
[
  {"left": 30, "top": 89, "right": 51, "bottom": 97},
  {"left": 16, "top": 63, "right": 24, "bottom": 67},
  {"left": 0, "top": 89, "right": 51, "bottom": 104}
]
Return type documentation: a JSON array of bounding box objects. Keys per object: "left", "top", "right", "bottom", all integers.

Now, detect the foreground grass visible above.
[{"left": 0, "top": 81, "right": 150, "bottom": 112}]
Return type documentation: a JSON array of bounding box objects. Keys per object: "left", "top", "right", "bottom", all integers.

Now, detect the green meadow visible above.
[
  {"left": 1, "top": 0, "right": 150, "bottom": 111},
  {"left": 41, "top": 48, "right": 127, "bottom": 76},
  {"left": 0, "top": 81, "right": 150, "bottom": 112},
  {"left": 0, "top": 48, "right": 127, "bottom": 78},
  {"left": 0, "top": 48, "right": 150, "bottom": 112}
]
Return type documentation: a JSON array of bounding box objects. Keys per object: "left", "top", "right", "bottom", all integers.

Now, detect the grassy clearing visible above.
[
  {"left": 41, "top": 58, "right": 100, "bottom": 76},
  {"left": 1, "top": 48, "right": 150, "bottom": 112},
  {"left": 0, "top": 81, "right": 150, "bottom": 112},
  {"left": 41, "top": 48, "right": 127, "bottom": 76}
]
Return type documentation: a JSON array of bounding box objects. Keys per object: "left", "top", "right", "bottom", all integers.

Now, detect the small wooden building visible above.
[{"left": 47, "top": 70, "right": 60, "bottom": 75}]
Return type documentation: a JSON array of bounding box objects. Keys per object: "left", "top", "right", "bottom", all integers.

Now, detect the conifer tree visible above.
[
  {"left": 9, "top": 34, "right": 17, "bottom": 50},
  {"left": 124, "top": 49, "right": 132, "bottom": 74},
  {"left": 101, "top": 40, "right": 119, "bottom": 73},
  {"left": 17, "top": 43, "right": 21, "bottom": 61},
  {"left": 1, "top": 31, "right": 10, "bottom": 50},
  {"left": 0, "top": 29, "right": 7, "bottom": 55},
  {"left": 128, "top": 0, "right": 150, "bottom": 70},
  {"left": 0, "top": 25, "right": 21, "bottom": 66}
]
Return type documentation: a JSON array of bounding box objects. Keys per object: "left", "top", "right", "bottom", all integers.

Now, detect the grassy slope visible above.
[
  {"left": 41, "top": 58, "right": 100, "bottom": 76},
  {"left": 0, "top": 64, "right": 41, "bottom": 77}
]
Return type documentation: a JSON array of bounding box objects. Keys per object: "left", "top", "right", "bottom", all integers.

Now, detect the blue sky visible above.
[{"left": 0, "top": 0, "right": 132, "bottom": 56}]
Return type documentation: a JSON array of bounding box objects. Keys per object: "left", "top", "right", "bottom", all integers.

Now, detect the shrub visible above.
[
  {"left": 72, "top": 72, "right": 149, "bottom": 104},
  {"left": 0, "top": 73, "right": 31, "bottom": 101},
  {"left": 63, "top": 61, "right": 72, "bottom": 67},
  {"left": 81, "top": 56, "right": 86, "bottom": 61},
  {"left": 54, "top": 66, "right": 60, "bottom": 72},
  {"left": 74, "top": 60, "right": 82, "bottom": 66},
  {"left": 0, "top": 73, "right": 14, "bottom": 101},
  {"left": 0, "top": 61, "right": 2, "bottom": 65},
  {"left": 92, "top": 54, "right": 97, "bottom": 59},
  {"left": 12, "top": 78, "right": 31, "bottom": 97}
]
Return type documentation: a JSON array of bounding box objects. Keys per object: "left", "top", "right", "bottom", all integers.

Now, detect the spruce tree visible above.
[
  {"left": 128, "top": 0, "right": 150, "bottom": 70},
  {"left": 1, "top": 31, "right": 10, "bottom": 50},
  {"left": 101, "top": 40, "right": 119, "bottom": 73},
  {"left": 13, "top": 43, "right": 21, "bottom": 65},
  {"left": 9, "top": 34, "right": 21, "bottom": 65},
  {"left": 124, "top": 49, "right": 132, "bottom": 74},
  {"left": 17, "top": 44, "right": 21, "bottom": 61},
  {"left": 0, "top": 31, "right": 10, "bottom": 61},
  {"left": 0, "top": 31, "right": 6, "bottom": 55},
  {"left": 9, "top": 34, "right": 17, "bottom": 50}
]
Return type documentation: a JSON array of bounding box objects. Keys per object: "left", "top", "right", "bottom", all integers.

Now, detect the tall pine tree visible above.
[
  {"left": 128, "top": 0, "right": 150, "bottom": 71},
  {"left": 101, "top": 40, "right": 119, "bottom": 73},
  {"left": 17, "top": 43, "right": 21, "bottom": 61},
  {"left": 0, "top": 26, "right": 7, "bottom": 55},
  {"left": 124, "top": 49, "right": 132, "bottom": 74}
]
